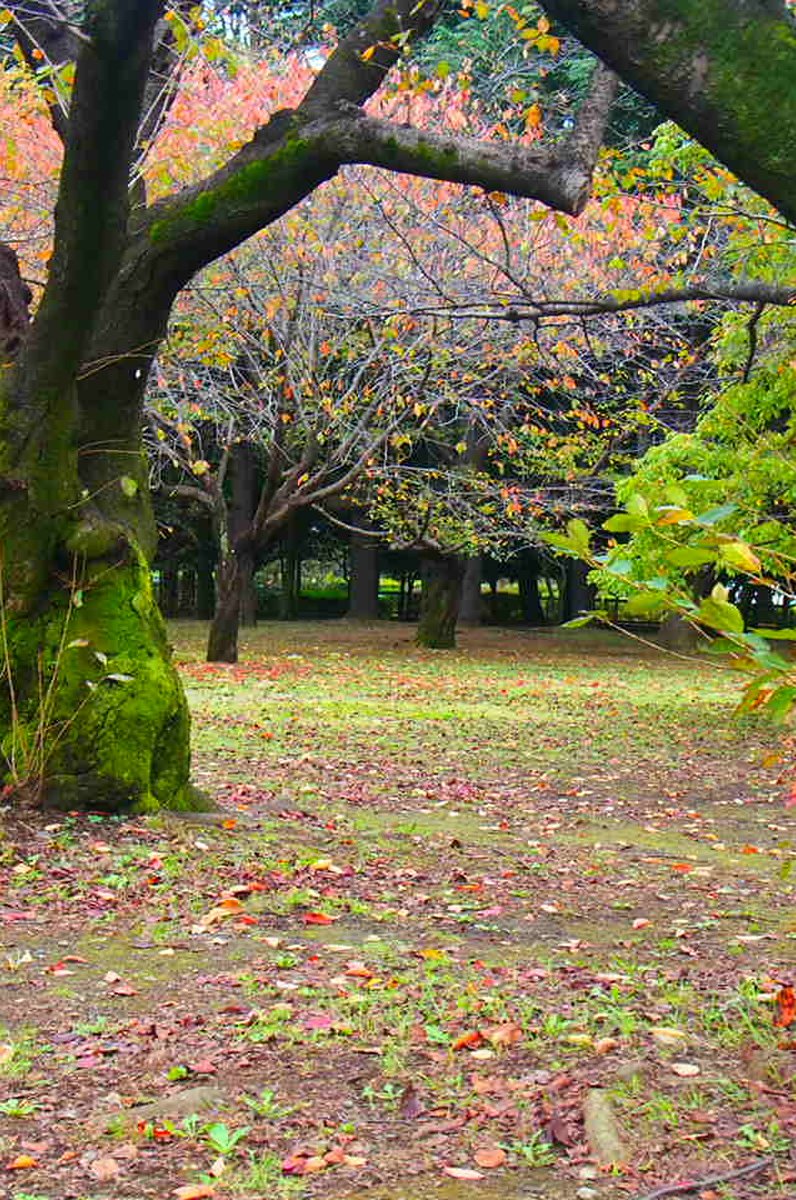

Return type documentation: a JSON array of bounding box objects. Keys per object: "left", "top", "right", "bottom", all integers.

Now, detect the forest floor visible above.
[{"left": 1, "top": 621, "right": 796, "bottom": 1200}]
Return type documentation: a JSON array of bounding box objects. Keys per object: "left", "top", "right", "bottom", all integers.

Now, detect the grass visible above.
[{"left": 0, "top": 621, "right": 793, "bottom": 1198}]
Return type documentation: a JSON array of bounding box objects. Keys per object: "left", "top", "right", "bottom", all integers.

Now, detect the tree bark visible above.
[
  {"left": 539, "top": 0, "right": 796, "bottom": 223},
  {"left": 458, "top": 555, "right": 483, "bottom": 625},
  {"left": 347, "top": 535, "right": 380, "bottom": 619},
  {"left": 415, "top": 553, "right": 465, "bottom": 649},
  {"left": 561, "top": 559, "right": 595, "bottom": 623}
]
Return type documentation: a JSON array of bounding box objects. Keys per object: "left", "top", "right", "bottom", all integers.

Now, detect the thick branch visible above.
[
  {"left": 299, "top": 0, "right": 444, "bottom": 116},
  {"left": 25, "top": 0, "right": 164, "bottom": 386},
  {"left": 538, "top": 0, "right": 796, "bottom": 224},
  {"left": 330, "top": 71, "right": 616, "bottom": 216},
  {"left": 400, "top": 282, "right": 796, "bottom": 322}
]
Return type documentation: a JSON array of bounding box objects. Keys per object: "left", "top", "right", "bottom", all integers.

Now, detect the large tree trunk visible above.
[
  {"left": 347, "top": 535, "right": 380, "bottom": 620},
  {"left": 539, "top": 0, "right": 796, "bottom": 225},
  {"left": 0, "top": 207, "right": 200, "bottom": 812},
  {"left": 415, "top": 553, "right": 464, "bottom": 649}
]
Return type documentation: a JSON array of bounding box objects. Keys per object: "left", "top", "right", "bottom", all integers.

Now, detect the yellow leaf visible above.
[{"left": 474, "top": 0, "right": 489, "bottom": 17}]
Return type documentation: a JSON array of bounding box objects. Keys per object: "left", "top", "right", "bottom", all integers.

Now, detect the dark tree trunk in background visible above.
[
  {"left": 280, "top": 519, "right": 301, "bottom": 620},
  {"left": 229, "top": 442, "right": 259, "bottom": 627},
  {"left": 160, "top": 564, "right": 179, "bottom": 617},
  {"left": 561, "top": 559, "right": 595, "bottom": 623},
  {"left": 416, "top": 553, "right": 465, "bottom": 649},
  {"left": 347, "top": 535, "right": 380, "bottom": 619},
  {"left": 518, "top": 554, "right": 546, "bottom": 625},
  {"left": 458, "top": 555, "right": 483, "bottom": 625}
]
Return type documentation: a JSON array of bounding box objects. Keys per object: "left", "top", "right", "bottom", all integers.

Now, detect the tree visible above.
[
  {"left": 537, "top": 0, "right": 796, "bottom": 224},
  {"left": 0, "top": 0, "right": 616, "bottom": 811}
]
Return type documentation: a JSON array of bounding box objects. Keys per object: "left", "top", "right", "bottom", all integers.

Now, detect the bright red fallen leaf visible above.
[
  {"left": 302, "top": 911, "right": 336, "bottom": 925},
  {"left": 452, "top": 1030, "right": 483, "bottom": 1051}
]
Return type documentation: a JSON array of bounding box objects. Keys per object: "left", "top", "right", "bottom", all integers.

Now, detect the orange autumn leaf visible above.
[
  {"left": 774, "top": 985, "right": 796, "bottom": 1028},
  {"left": 218, "top": 896, "right": 245, "bottom": 911},
  {"left": 6, "top": 1155, "right": 37, "bottom": 1169},
  {"left": 173, "top": 1186, "right": 216, "bottom": 1199},
  {"left": 474, "top": 1146, "right": 507, "bottom": 1168},
  {"left": 453, "top": 1030, "right": 483, "bottom": 1050},
  {"left": 302, "top": 911, "right": 337, "bottom": 925}
]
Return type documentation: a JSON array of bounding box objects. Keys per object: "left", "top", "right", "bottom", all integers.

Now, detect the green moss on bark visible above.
[{"left": 1, "top": 543, "right": 204, "bottom": 813}]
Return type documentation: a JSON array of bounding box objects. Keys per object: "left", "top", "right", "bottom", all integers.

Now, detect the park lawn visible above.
[{"left": 1, "top": 621, "right": 795, "bottom": 1200}]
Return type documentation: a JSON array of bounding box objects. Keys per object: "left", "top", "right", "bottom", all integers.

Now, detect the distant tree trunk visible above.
[
  {"left": 206, "top": 554, "right": 245, "bottom": 662},
  {"left": 416, "top": 553, "right": 465, "bottom": 649},
  {"left": 459, "top": 555, "right": 483, "bottom": 625},
  {"left": 280, "top": 519, "right": 301, "bottom": 620},
  {"left": 518, "top": 554, "right": 546, "bottom": 625},
  {"left": 347, "top": 535, "right": 380, "bottom": 619},
  {"left": 561, "top": 559, "right": 595, "bottom": 623},
  {"left": 229, "top": 442, "right": 259, "bottom": 628},
  {"left": 179, "top": 568, "right": 196, "bottom": 616},
  {"left": 159, "top": 564, "right": 179, "bottom": 617}
]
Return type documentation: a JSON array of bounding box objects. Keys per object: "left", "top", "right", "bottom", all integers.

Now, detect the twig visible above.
[{"left": 630, "top": 1156, "right": 773, "bottom": 1200}]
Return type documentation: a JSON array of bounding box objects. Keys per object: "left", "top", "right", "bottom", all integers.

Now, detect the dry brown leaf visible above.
[
  {"left": 670, "top": 1062, "right": 700, "bottom": 1077},
  {"left": 89, "top": 1156, "right": 120, "bottom": 1181}
]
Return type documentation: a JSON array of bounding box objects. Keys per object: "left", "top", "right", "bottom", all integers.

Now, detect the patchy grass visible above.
[{"left": 0, "top": 622, "right": 794, "bottom": 1200}]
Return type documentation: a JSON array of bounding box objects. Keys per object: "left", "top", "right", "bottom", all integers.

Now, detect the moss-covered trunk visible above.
[
  {"left": 415, "top": 553, "right": 464, "bottom": 649},
  {"left": 0, "top": 274, "right": 198, "bottom": 811}
]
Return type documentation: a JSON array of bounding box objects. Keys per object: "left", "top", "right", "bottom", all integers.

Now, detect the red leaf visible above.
[{"left": 302, "top": 911, "right": 336, "bottom": 925}]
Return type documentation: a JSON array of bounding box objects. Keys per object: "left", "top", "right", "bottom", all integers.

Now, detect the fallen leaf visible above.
[
  {"left": 632, "top": 918, "right": 652, "bottom": 929},
  {"left": 173, "top": 1186, "right": 216, "bottom": 1199},
  {"left": 453, "top": 1030, "right": 482, "bottom": 1051},
  {"left": 651, "top": 1027, "right": 687, "bottom": 1046},
  {"left": 483, "top": 1022, "right": 523, "bottom": 1048},
  {"left": 89, "top": 1156, "right": 120, "bottom": 1181},
  {"left": 6, "top": 1155, "right": 37, "bottom": 1169},
  {"left": 399, "top": 1082, "right": 424, "bottom": 1119},
  {"left": 670, "top": 1062, "right": 700, "bottom": 1077},
  {"left": 444, "top": 1166, "right": 485, "bottom": 1180},
  {"left": 473, "top": 1146, "right": 507, "bottom": 1168},
  {"left": 774, "top": 984, "right": 796, "bottom": 1028},
  {"left": 302, "top": 912, "right": 336, "bottom": 925}
]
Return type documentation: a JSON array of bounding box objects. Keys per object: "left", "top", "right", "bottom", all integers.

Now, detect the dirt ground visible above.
[{"left": 1, "top": 622, "right": 795, "bottom": 1200}]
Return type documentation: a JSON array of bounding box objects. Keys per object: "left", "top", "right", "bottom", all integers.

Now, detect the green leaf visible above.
[
  {"left": 751, "top": 627, "right": 796, "bottom": 640},
  {"left": 697, "top": 596, "right": 744, "bottom": 635},
  {"left": 120, "top": 475, "right": 138, "bottom": 498},
  {"left": 603, "top": 513, "right": 647, "bottom": 533},
  {"left": 694, "top": 503, "right": 738, "bottom": 526},
  {"left": 624, "top": 591, "right": 666, "bottom": 617},
  {"left": 566, "top": 518, "right": 591, "bottom": 557},
  {"left": 626, "top": 493, "right": 649, "bottom": 518},
  {"left": 561, "top": 614, "right": 597, "bottom": 629},
  {"left": 666, "top": 546, "right": 717, "bottom": 568},
  {"left": 765, "top": 686, "right": 796, "bottom": 723}
]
